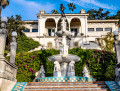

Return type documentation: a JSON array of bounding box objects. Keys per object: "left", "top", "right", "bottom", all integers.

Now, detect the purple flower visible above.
[
  {"left": 86, "top": 61, "right": 88, "bottom": 63},
  {"left": 29, "top": 68, "right": 32, "bottom": 71},
  {"left": 29, "top": 59, "right": 32, "bottom": 62},
  {"left": 22, "top": 60, "right": 24, "bottom": 62},
  {"left": 32, "top": 70, "right": 36, "bottom": 74},
  {"left": 24, "top": 64, "right": 28, "bottom": 67},
  {"left": 98, "top": 59, "right": 100, "bottom": 62}
]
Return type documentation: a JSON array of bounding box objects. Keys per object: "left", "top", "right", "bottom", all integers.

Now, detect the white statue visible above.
[
  {"left": 54, "top": 61, "right": 61, "bottom": 72},
  {"left": 68, "top": 61, "right": 75, "bottom": 76},
  {"left": 54, "top": 61, "right": 61, "bottom": 77},
  {"left": 39, "top": 65, "right": 45, "bottom": 78},
  {"left": 82, "top": 65, "right": 91, "bottom": 78}
]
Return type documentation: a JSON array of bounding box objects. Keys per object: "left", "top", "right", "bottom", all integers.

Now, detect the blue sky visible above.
[{"left": 1, "top": 0, "right": 120, "bottom": 20}]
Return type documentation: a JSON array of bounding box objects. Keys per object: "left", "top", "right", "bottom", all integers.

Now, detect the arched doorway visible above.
[
  {"left": 45, "top": 18, "right": 56, "bottom": 36},
  {"left": 70, "top": 18, "right": 81, "bottom": 36}
]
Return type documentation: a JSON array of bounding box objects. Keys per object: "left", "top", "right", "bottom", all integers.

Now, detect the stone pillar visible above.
[
  {"left": 0, "top": 17, "right": 18, "bottom": 91},
  {"left": 69, "top": 23, "right": 70, "bottom": 31},
  {"left": 113, "top": 31, "right": 120, "bottom": 86},
  {"left": 56, "top": 23, "right": 58, "bottom": 33},
  {"left": 0, "top": 21, "right": 8, "bottom": 59},
  {"left": 10, "top": 32, "right": 17, "bottom": 64}
]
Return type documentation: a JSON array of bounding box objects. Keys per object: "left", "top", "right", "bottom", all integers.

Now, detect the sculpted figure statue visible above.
[
  {"left": 115, "top": 65, "right": 120, "bottom": 84},
  {"left": 54, "top": 61, "right": 61, "bottom": 77},
  {"left": 67, "top": 61, "right": 75, "bottom": 76},
  {"left": 39, "top": 65, "right": 45, "bottom": 78},
  {"left": 68, "top": 61, "right": 75, "bottom": 72},
  {"left": 82, "top": 65, "right": 91, "bottom": 78},
  {"left": 60, "top": 4, "right": 66, "bottom": 17},
  {"left": 54, "top": 61, "right": 61, "bottom": 72}
]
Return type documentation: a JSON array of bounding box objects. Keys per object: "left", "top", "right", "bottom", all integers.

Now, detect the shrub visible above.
[
  {"left": 86, "top": 50, "right": 116, "bottom": 81},
  {"left": 12, "top": 48, "right": 116, "bottom": 82},
  {"left": 15, "top": 49, "right": 59, "bottom": 82},
  {"left": 17, "top": 33, "right": 40, "bottom": 53}
]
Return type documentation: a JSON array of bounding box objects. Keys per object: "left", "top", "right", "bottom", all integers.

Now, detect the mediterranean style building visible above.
[{"left": 24, "top": 9, "right": 119, "bottom": 50}]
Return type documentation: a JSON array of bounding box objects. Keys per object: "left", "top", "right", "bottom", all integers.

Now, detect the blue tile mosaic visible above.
[
  {"left": 11, "top": 82, "right": 27, "bottom": 91},
  {"left": 105, "top": 81, "right": 120, "bottom": 91},
  {"left": 36, "top": 76, "right": 94, "bottom": 82}
]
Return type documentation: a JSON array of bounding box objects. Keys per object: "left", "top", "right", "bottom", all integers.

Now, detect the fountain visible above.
[
  {"left": 36, "top": 4, "right": 94, "bottom": 82},
  {"left": 48, "top": 4, "right": 80, "bottom": 77}
]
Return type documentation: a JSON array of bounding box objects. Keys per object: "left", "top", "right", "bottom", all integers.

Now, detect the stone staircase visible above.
[{"left": 23, "top": 81, "right": 110, "bottom": 91}]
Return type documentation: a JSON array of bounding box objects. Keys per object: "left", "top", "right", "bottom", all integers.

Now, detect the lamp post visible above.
[{"left": 113, "top": 31, "right": 120, "bottom": 86}]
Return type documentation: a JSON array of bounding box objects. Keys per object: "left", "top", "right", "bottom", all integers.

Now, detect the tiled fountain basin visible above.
[{"left": 36, "top": 76, "right": 94, "bottom": 82}]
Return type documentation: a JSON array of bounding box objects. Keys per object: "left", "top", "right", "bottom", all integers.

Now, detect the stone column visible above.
[
  {"left": 69, "top": 23, "right": 70, "bottom": 31},
  {"left": 0, "top": 17, "right": 18, "bottom": 91},
  {"left": 56, "top": 23, "right": 58, "bottom": 33},
  {"left": 10, "top": 32, "right": 17, "bottom": 64},
  {"left": 0, "top": 21, "right": 8, "bottom": 59}
]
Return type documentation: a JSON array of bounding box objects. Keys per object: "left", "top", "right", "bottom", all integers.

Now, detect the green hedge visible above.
[
  {"left": 17, "top": 33, "right": 40, "bottom": 53},
  {"left": 14, "top": 48, "right": 116, "bottom": 82}
]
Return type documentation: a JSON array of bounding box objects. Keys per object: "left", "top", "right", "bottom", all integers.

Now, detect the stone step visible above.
[
  {"left": 24, "top": 88, "right": 110, "bottom": 91},
  {"left": 26, "top": 83, "right": 106, "bottom": 86},
  {"left": 26, "top": 82, "right": 106, "bottom": 86},
  {"left": 23, "top": 89, "right": 110, "bottom": 91},
  {"left": 23, "top": 81, "right": 110, "bottom": 91},
  {"left": 25, "top": 85, "right": 107, "bottom": 88}
]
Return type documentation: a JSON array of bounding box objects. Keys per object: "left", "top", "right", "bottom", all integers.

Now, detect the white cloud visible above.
[
  {"left": 11, "top": 0, "right": 55, "bottom": 13},
  {"left": 63, "top": 0, "right": 117, "bottom": 10},
  {"left": 2, "top": 0, "right": 55, "bottom": 20}
]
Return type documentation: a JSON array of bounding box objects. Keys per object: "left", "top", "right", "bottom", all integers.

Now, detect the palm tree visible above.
[
  {"left": 0, "top": 0, "right": 10, "bottom": 20},
  {"left": 51, "top": 9, "right": 59, "bottom": 14},
  {"left": 68, "top": 3, "right": 76, "bottom": 13}
]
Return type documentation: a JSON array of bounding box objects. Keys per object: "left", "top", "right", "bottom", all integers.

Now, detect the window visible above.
[
  {"left": 74, "top": 42, "right": 78, "bottom": 48},
  {"left": 32, "top": 29, "right": 38, "bottom": 32},
  {"left": 47, "top": 42, "right": 52, "bottom": 49},
  {"left": 88, "top": 28, "right": 94, "bottom": 31},
  {"left": 48, "top": 29, "right": 55, "bottom": 36},
  {"left": 105, "top": 28, "right": 112, "bottom": 31},
  {"left": 71, "top": 28, "right": 77, "bottom": 36},
  {"left": 24, "top": 29, "right": 30, "bottom": 32},
  {"left": 96, "top": 28, "right": 103, "bottom": 31}
]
